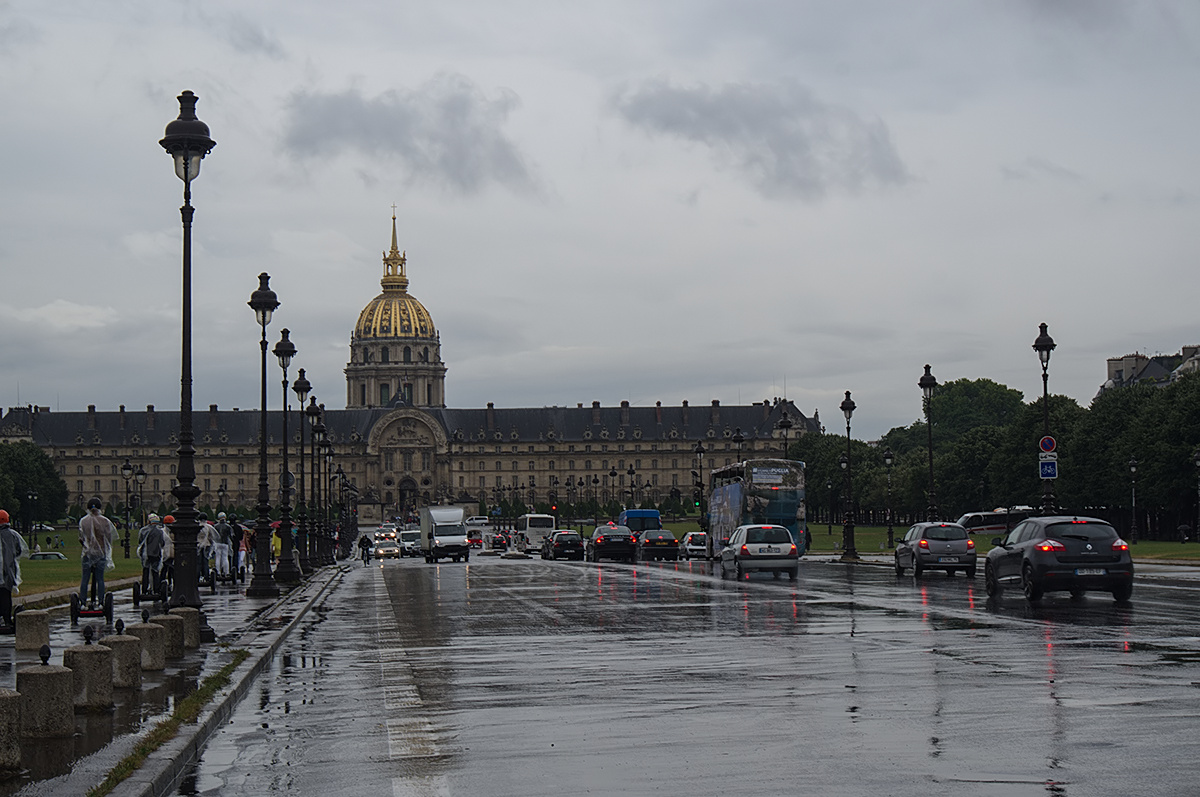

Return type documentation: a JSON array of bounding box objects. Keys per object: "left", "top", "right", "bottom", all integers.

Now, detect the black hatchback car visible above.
[
  {"left": 984, "top": 515, "right": 1133, "bottom": 602},
  {"left": 586, "top": 524, "right": 636, "bottom": 563},
  {"left": 541, "top": 531, "right": 585, "bottom": 560}
]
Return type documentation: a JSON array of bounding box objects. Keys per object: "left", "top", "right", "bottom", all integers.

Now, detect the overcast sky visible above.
[{"left": 2, "top": 1, "right": 1198, "bottom": 440}]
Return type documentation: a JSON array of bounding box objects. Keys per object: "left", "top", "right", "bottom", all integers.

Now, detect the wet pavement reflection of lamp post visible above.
[
  {"left": 1033, "top": 323, "right": 1057, "bottom": 515},
  {"left": 919, "top": 364, "right": 939, "bottom": 522},
  {"left": 840, "top": 391, "right": 858, "bottom": 560},
  {"left": 272, "top": 330, "right": 300, "bottom": 584},
  {"left": 292, "top": 369, "right": 311, "bottom": 574},
  {"left": 1129, "top": 457, "right": 1138, "bottom": 545},
  {"left": 246, "top": 273, "right": 281, "bottom": 598},
  {"left": 159, "top": 91, "right": 215, "bottom": 630},
  {"left": 883, "top": 449, "right": 895, "bottom": 548}
]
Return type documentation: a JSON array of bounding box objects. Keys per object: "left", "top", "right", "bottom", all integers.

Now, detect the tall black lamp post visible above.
[
  {"left": 292, "top": 369, "right": 312, "bottom": 574},
  {"left": 776, "top": 411, "right": 793, "bottom": 459},
  {"left": 25, "top": 489, "right": 37, "bottom": 549},
  {"left": 919, "top": 364, "right": 939, "bottom": 521},
  {"left": 732, "top": 428, "right": 745, "bottom": 462},
  {"left": 840, "top": 391, "right": 858, "bottom": 560},
  {"left": 246, "top": 273, "right": 281, "bottom": 598},
  {"left": 883, "top": 449, "right": 895, "bottom": 548},
  {"left": 135, "top": 465, "right": 147, "bottom": 527},
  {"left": 1194, "top": 448, "right": 1200, "bottom": 543},
  {"left": 1129, "top": 457, "right": 1138, "bottom": 545},
  {"left": 121, "top": 458, "right": 134, "bottom": 558},
  {"left": 1033, "top": 323, "right": 1057, "bottom": 515},
  {"left": 160, "top": 90, "right": 215, "bottom": 626},
  {"left": 272, "top": 329, "right": 300, "bottom": 584},
  {"left": 826, "top": 479, "right": 833, "bottom": 535},
  {"left": 307, "top": 398, "right": 323, "bottom": 568},
  {"left": 324, "top": 441, "right": 336, "bottom": 564}
]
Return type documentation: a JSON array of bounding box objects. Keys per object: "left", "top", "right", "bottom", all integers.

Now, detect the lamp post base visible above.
[{"left": 840, "top": 521, "right": 859, "bottom": 560}]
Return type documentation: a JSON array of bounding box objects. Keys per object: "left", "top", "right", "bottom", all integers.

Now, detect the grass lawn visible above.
[{"left": 18, "top": 528, "right": 143, "bottom": 597}]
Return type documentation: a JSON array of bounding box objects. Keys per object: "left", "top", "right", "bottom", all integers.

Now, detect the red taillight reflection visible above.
[
  {"left": 1112, "top": 539, "right": 1130, "bottom": 551},
  {"left": 1036, "top": 539, "right": 1067, "bottom": 552}
]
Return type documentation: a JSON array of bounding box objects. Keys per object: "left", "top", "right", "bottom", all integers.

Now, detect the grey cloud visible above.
[
  {"left": 612, "top": 79, "right": 908, "bottom": 199},
  {"left": 282, "top": 75, "right": 538, "bottom": 196},
  {"left": 223, "top": 13, "right": 285, "bottom": 59},
  {"left": 1001, "top": 157, "right": 1084, "bottom": 182}
]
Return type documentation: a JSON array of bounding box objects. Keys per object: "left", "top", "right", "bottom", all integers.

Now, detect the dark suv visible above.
[{"left": 984, "top": 516, "right": 1133, "bottom": 602}]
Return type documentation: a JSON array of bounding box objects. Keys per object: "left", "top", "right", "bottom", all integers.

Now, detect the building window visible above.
[
  {"left": 479, "top": 476, "right": 485, "bottom": 488},
  {"left": 380, "top": 383, "right": 390, "bottom": 404},
  {"left": 381, "top": 346, "right": 390, "bottom": 363},
  {"left": 421, "top": 452, "right": 430, "bottom": 470},
  {"left": 360, "top": 384, "right": 366, "bottom": 406},
  {"left": 384, "top": 452, "right": 394, "bottom": 471},
  {"left": 511, "top": 461, "right": 518, "bottom": 471},
  {"left": 94, "top": 480, "right": 101, "bottom": 492},
  {"left": 404, "top": 452, "right": 414, "bottom": 471},
  {"left": 528, "top": 461, "right": 535, "bottom": 471},
  {"left": 459, "top": 476, "right": 464, "bottom": 487},
  {"left": 76, "top": 465, "right": 83, "bottom": 475},
  {"left": 404, "top": 346, "right": 412, "bottom": 363}
]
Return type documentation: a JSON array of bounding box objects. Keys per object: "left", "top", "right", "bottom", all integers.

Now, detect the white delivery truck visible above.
[{"left": 419, "top": 506, "right": 470, "bottom": 563}]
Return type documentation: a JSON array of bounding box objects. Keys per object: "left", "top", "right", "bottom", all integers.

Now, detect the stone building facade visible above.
[{"left": 0, "top": 218, "right": 818, "bottom": 524}]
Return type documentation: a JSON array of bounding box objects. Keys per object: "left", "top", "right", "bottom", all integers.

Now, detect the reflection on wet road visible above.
[{"left": 186, "top": 557, "right": 1200, "bottom": 796}]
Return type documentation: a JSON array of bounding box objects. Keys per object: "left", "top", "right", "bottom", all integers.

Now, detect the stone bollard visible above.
[
  {"left": 17, "top": 646, "right": 73, "bottom": 738},
  {"left": 168, "top": 607, "right": 200, "bottom": 649},
  {"left": 63, "top": 630, "right": 114, "bottom": 711},
  {"left": 14, "top": 610, "right": 50, "bottom": 652},
  {"left": 0, "top": 689, "right": 20, "bottom": 770},
  {"left": 98, "top": 633, "right": 142, "bottom": 690},
  {"left": 125, "top": 622, "right": 166, "bottom": 671},
  {"left": 149, "top": 614, "right": 184, "bottom": 660}
]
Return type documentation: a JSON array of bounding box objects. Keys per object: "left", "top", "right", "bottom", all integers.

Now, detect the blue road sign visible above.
[
  {"left": 1040, "top": 461, "right": 1058, "bottom": 480},
  {"left": 1039, "top": 436, "right": 1056, "bottom": 453}
]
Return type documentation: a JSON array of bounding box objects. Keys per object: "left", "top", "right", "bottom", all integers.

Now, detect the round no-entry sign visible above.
[{"left": 1039, "top": 436, "right": 1056, "bottom": 453}]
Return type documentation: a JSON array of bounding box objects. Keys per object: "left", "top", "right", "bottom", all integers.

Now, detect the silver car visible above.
[
  {"left": 719, "top": 524, "right": 799, "bottom": 580},
  {"left": 895, "top": 522, "right": 976, "bottom": 578}
]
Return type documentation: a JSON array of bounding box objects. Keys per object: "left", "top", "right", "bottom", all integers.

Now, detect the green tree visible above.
[{"left": 0, "top": 441, "right": 69, "bottom": 527}]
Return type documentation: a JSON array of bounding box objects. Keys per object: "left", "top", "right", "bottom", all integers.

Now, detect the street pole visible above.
[
  {"left": 840, "top": 391, "right": 858, "bottom": 560},
  {"left": 1033, "top": 323, "right": 1057, "bottom": 515},
  {"left": 883, "top": 449, "right": 894, "bottom": 548},
  {"left": 1129, "top": 457, "right": 1138, "bottom": 545},
  {"left": 246, "top": 273, "right": 281, "bottom": 599},
  {"left": 292, "top": 369, "right": 311, "bottom": 574},
  {"left": 919, "top": 365, "right": 938, "bottom": 522}
]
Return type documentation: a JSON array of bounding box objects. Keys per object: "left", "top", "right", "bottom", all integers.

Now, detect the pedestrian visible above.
[
  {"left": 0, "top": 510, "right": 29, "bottom": 629},
  {"left": 197, "top": 513, "right": 217, "bottom": 578},
  {"left": 137, "top": 513, "right": 168, "bottom": 594},
  {"left": 1179, "top": 522, "right": 1191, "bottom": 544},
  {"left": 804, "top": 526, "right": 813, "bottom": 555},
  {"left": 161, "top": 514, "right": 176, "bottom": 593},
  {"left": 214, "top": 512, "right": 234, "bottom": 579},
  {"left": 78, "top": 497, "right": 115, "bottom": 607}
]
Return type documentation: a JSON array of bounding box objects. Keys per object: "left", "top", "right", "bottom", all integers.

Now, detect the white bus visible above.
[{"left": 515, "top": 513, "right": 557, "bottom": 553}]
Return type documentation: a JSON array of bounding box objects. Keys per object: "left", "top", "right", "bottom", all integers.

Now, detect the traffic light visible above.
[{"left": 692, "top": 489, "right": 701, "bottom": 507}]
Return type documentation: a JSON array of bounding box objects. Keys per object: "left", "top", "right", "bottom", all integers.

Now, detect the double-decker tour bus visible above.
[{"left": 706, "top": 459, "right": 807, "bottom": 559}]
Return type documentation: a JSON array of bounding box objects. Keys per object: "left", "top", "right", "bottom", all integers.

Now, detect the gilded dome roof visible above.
[{"left": 354, "top": 216, "right": 438, "bottom": 341}]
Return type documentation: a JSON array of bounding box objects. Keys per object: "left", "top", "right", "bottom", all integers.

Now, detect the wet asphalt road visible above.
[{"left": 183, "top": 554, "right": 1200, "bottom": 796}]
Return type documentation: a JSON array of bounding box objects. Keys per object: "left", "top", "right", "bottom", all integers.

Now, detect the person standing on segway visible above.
[
  {"left": 137, "top": 513, "right": 168, "bottom": 594},
  {"left": 214, "top": 512, "right": 234, "bottom": 580},
  {"left": 0, "top": 510, "right": 29, "bottom": 630},
  {"left": 78, "top": 498, "right": 115, "bottom": 607}
]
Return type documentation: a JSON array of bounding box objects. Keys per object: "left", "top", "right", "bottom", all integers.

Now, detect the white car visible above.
[
  {"left": 679, "top": 531, "right": 708, "bottom": 559},
  {"left": 465, "top": 516, "right": 490, "bottom": 526},
  {"left": 719, "top": 524, "right": 799, "bottom": 580}
]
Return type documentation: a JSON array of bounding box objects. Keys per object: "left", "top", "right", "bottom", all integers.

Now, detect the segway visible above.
[{"left": 70, "top": 579, "right": 113, "bottom": 625}]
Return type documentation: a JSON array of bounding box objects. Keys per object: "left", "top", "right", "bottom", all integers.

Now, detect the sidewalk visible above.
[{"left": 3, "top": 566, "right": 347, "bottom": 797}]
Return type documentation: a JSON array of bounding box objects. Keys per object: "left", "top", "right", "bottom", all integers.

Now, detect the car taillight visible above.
[
  {"left": 1036, "top": 539, "right": 1067, "bottom": 552},
  {"left": 595, "top": 536, "right": 604, "bottom": 544},
  {"left": 918, "top": 539, "right": 929, "bottom": 549},
  {"left": 788, "top": 543, "right": 796, "bottom": 554},
  {"left": 1112, "top": 539, "right": 1130, "bottom": 551},
  {"left": 740, "top": 544, "right": 749, "bottom": 555},
  {"left": 966, "top": 539, "right": 975, "bottom": 549}
]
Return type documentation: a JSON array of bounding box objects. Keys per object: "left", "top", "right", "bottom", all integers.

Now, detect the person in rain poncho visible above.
[
  {"left": 78, "top": 497, "right": 116, "bottom": 605},
  {"left": 0, "top": 510, "right": 29, "bottom": 628},
  {"left": 137, "top": 513, "right": 168, "bottom": 593}
]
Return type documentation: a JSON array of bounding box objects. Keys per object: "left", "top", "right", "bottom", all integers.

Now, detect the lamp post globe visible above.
[
  {"left": 1033, "top": 323, "right": 1057, "bottom": 515},
  {"left": 839, "top": 391, "right": 858, "bottom": 560},
  {"left": 246, "top": 273, "right": 280, "bottom": 598},
  {"left": 732, "top": 428, "right": 745, "bottom": 462},
  {"left": 160, "top": 91, "right": 216, "bottom": 635}
]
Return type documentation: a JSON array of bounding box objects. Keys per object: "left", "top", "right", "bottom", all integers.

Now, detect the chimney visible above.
[
  {"left": 711, "top": 399, "right": 720, "bottom": 427},
  {"left": 681, "top": 400, "right": 689, "bottom": 427},
  {"left": 87, "top": 405, "right": 96, "bottom": 430},
  {"left": 119, "top": 405, "right": 126, "bottom": 430},
  {"left": 620, "top": 400, "right": 630, "bottom": 426},
  {"left": 146, "top": 405, "right": 155, "bottom": 431},
  {"left": 486, "top": 402, "right": 495, "bottom": 431},
  {"left": 655, "top": 401, "right": 662, "bottom": 424},
  {"left": 762, "top": 401, "right": 771, "bottom": 421},
  {"left": 592, "top": 400, "right": 601, "bottom": 426},
  {"left": 209, "top": 404, "right": 219, "bottom": 430}
]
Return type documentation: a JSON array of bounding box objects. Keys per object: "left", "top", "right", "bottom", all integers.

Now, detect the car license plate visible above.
[
  {"left": 937, "top": 557, "right": 959, "bottom": 563},
  {"left": 655, "top": 541, "right": 668, "bottom": 545},
  {"left": 1075, "top": 568, "right": 1106, "bottom": 576},
  {"left": 764, "top": 546, "right": 780, "bottom": 553}
]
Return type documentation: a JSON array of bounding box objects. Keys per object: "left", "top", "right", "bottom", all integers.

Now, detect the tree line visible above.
[{"left": 792, "top": 373, "right": 1200, "bottom": 539}]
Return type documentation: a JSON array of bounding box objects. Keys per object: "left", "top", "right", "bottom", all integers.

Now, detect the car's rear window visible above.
[
  {"left": 1046, "top": 521, "right": 1117, "bottom": 540},
  {"left": 687, "top": 533, "right": 707, "bottom": 542},
  {"left": 555, "top": 534, "right": 581, "bottom": 542},
  {"left": 924, "top": 525, "right": 967, "bottom": 541},
  {"left": 746, "top": 527, "right": 791, "bottom": 544}
]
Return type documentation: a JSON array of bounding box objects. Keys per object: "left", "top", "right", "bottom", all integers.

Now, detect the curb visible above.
[{"left": 110, "top": 566, "right": 345, "bottom": 797}]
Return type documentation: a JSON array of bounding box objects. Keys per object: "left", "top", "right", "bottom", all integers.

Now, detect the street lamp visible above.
[
  {"left": 25, "top": 489, "right": 38, "bottom": 549},
  {"left": 1033, "top": 322, "right": 1057, "bottom": 515},
  {"left": 121, "top": 458, "right": 134, "bottom": 558},
  {"left": 324, "top": 441, "right": 335, "bottom": 563},
  {"left": 307, "top": 397, "right": 323, "bottom": 568},
  {"left": 626, "top": 466, "right": 636, "bottom": 508},
  {"left": 840, "top": 390, "right": 858, "bottom": 560},
  {"left": 919, "top": 364, "right": 939, "bottom": 521},
  {"left": 135, "top": 465, "right": 147, "bottom": 527},
  {"left": 160, "top": 90, "right": 215, "bottom": 624},
  {"left": 1129, "top": 457, "right": 1138, "bottom": 545},
  {"left": 732, "top": 428, "right": 745, "bottom": 462},
  {"left": 776, "top": 411, "right": 793, "bottom": 460},
  {"left": 272, "top": 330, "right": 300, "bottom": 583},
  {"left": 883, "top": 449, "right": 895, "bottom": 548},
  {"left": 292, "top": 370, "right": 312, "bottom": 573},
  {"left": 246, "top": 273, "right": 280, "bottom": 598},
  {"left": 826, "top": 479, "right": 833, "bottom": 536}
]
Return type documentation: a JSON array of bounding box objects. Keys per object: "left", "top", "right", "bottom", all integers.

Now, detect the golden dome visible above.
[{"left": 354, "top": 215, "right": 438, "bottom": 341}]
